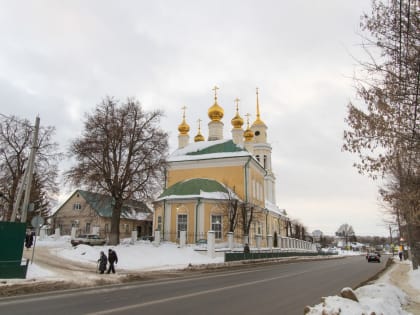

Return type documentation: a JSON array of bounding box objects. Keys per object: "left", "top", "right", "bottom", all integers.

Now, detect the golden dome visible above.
[
  {"left": 178, "top": 119, "right": 190, "bottom": 135},
  {"left": 194, "top": 119, "right": 205, "bottom": 142},
  {"left": 244, "top": 114, "right": 254, "bottom": 141},
  {"left": 231, "top": 98, "right": 244, "bottom": 129},
  {"left": 208, "top": 102, "right": 224, "bottom": 121},
  {"left": 231, "top": 112, "right": 244, "bottom": 128},
  {"left": 194, "top": 132, "right": 205, "bottom": 142},
  {"left": 244, "top": 127, "right": 254, "bottom": 141},
  {"left": 208, "top": 86, "right": 224, "bottom": 122},
  {"left": 178, "top": 106, "right": 190, "bottom": 135}
]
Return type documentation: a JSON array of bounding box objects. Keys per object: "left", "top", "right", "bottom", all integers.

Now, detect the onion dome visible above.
[
  {"left": 208, "top": 86, "right": 224, "bottom": 122},
  {"left": 194, "top": 119, "right": 205, "bottom": 142},
  {"left": 244, "top": 114, "right": 254, "bottom": 141},
  {"left": 251, "top": 87, "right": 266, "bottom": 127},
  {"left": 178, "top": 106, "right": 190, "bottom": 135},
  {"left": 231, "top": 98, "right": 244, "bottom": 129}
]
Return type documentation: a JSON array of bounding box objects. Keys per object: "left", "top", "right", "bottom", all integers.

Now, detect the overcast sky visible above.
[{"left": 0, "top": 1, "right": 390, "bottom": 236}]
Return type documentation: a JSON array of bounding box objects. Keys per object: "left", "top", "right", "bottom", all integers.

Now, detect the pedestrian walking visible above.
[
  {"left": 398, "top": 251, "right": 403, "bottom": 261},
  {"left": 107, "top": 249, "right": 118, "bottom": 274},
  {"left": 25, "top": 230, "right": 34, "bottom": 249},
  {"left": 97, "top": 251, "right": 107, "bottom": 274},
  {"left": 244, "top": 243, "right": 250, "bottom": 254}
]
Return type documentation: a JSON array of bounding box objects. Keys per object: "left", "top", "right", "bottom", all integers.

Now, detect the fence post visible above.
[
  {"left": 207, "top": 230, "right": 215, "bottom": 258},
  {"left": 256, "top": 234, "right": 262, "bottom": 250},
  {"left": 180, "top": 230, "right": 186, "bottom": 248},
  {"left": 55, "top": 228, "right": 61, "bottom": 240},
  {"left": 131, "top": 230, "right": 137, "bottom": 244},
  {"left": 227, "top": 232, "right": 234, "bottom": 251},
  {"left": 154, "top": 230, "right": 161, "bottom": 246},
  {"left": 267, "top": 235, "right": 273, "bottom": 250}
]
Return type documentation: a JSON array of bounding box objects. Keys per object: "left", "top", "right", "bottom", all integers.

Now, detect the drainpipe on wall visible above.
[
  {"left": 161, "top": 168, "right": 168, "bottom": 241},
  {"left": 244, "top": 157, "right": 252, "bottom": 203},
  {"left": 162, "top": 200, "right": 166, "bottom": 241},
  {"left": 195, "top": 198, "right": 201, "bottom": 242}
]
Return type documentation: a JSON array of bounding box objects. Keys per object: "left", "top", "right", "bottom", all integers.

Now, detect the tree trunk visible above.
[{"left": 109, "top": 198, "right": 123, "bottom": 245}]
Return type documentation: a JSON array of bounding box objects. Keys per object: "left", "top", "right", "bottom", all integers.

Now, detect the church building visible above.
[{"left": 153, "top": 87, "right": 288, "bottom": 246}]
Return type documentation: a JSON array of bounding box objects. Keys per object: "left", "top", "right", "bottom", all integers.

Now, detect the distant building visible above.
[
  {"left": 312, "top": 229, "right": 323, "bottom": 242},
  {"left": 51, "top": 190, "right": 153, "bottom": 239}
]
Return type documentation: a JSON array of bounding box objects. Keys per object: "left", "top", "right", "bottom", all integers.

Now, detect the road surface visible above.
[{"left": 0, "top": 255, "right": 387, "bottom": 315}]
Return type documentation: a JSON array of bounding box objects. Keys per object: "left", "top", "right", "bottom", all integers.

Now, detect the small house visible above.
[{"left": 51, "top": 190, "right": 153, "bottom": 239}]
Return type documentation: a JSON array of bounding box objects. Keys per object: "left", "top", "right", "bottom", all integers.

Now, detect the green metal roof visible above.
[
  {"left": 186, "top": 140, "right": 244, "bottom": 156},
  {"left": 77, "top": 190, "right": 151, "bottom": 219},
  {"left": 159, "top": 178, "right": 229, "bottom": 198}
]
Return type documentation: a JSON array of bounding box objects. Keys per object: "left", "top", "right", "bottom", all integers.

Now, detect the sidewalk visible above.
[{"left": 377, "top": 259, "right": 420, "bottom": 314}]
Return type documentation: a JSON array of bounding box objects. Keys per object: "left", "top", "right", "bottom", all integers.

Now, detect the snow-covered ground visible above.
[{"left": 3, "top": 236, "right": 420, "bottom": 314}]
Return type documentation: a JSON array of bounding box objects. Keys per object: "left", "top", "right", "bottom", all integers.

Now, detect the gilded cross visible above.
[
  {"left": 245, "top": 113, "right": 251, "bottom": 126},
  {"left": 212, "top": 86, "right": 219, "bottom": 100},
  {"left": 181, "top": 106, "right": 187, "bottom": 119},
  {"left": 234, "top": 98, "right": 240, "bottom": 111}
]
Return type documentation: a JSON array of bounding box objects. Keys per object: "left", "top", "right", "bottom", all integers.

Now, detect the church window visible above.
[
  {"left": 73, "top": 203, "right": 82, "bottom": 211},
  {"left": 256, "top": 155, "right": 260, "bottom": 162},
  {"left": 211, "top": 215, "right": 222, "bottom": 239},
  {"left": 257, "top": 222, "right": 262, "bottom": 235},
  {"left": 255, "top": 131, "right": 260, "bottom": 136},
  {"left": 177, "top": 214, "right": 187, "bottom": 238},
  {"left": 264, "top": 155, "right": 267, "bottom": 168}
]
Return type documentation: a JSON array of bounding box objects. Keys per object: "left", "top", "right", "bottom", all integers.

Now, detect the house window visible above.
[
  {"left": 72, "top": 220, "right": 79, "bottom": 227},
  {"left": 73, "top": 203, "right": 82, "bottom": 210},
  {"left": 177, "top": 214, "right": 187, "bottom": 238},
  {"left": 211, "top": 215, "right": 222, "bottom": 239},
  {"left": 257, "top": 222, "right": 262, "bottom": 235},
  {"left": 125, "top": 224, "right": 129, "bottom": 233},
  {"left": 85, "top": 222, "right": 90, "bottom": 233},
  {"left": 157, "top": 216, "right": 162, "bottom": 232},
  {"left": 105, "top": 224, "right": 109, "bottom": 233}
]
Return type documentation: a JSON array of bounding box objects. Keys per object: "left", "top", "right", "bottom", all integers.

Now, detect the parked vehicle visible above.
[
  {"left": 71, "top": 234, "right": 106, "bottom": 246},
  {"left": 367, "top": 253, "right": 381, "bottom": 263},
  {"left": 140, "top": 235, "right": 154, "bottom": 241}
]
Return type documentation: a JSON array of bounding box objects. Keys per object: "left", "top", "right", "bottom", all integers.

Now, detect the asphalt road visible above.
[{"left": 0, "top": 255, "right": 387, "bottom": 315}]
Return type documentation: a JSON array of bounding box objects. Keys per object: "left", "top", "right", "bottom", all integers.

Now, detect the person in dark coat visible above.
[
  {"left": 107, "top": 249, "right": 118, "bottom": 274},
  {"left": 244, "top": 243, "right": 250, "bottom": 254},
  {"left": 98, "top": 251, "right": 107, "bottom": 274},
  {"left": 25, "top": 231, "right": 34, "bottom": 249}
]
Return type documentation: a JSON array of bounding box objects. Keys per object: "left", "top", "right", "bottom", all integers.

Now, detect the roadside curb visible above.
[{"left": 184, "top": 254, "right": 344, "bottom": 271}]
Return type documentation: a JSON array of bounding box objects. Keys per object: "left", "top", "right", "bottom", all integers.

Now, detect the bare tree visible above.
[
  {"left": 343, "top": 0, "right": 419, "bottom": 268},
  {"left": 218, "top": 185, "right": 240, "bottom": 234},
  {"left": 0, "top": 114, "right": 61, "bottom": 222},
  {"left": 238, "top": 202, "right": 255, "bottom": 242},
  {"left": 66, "top": 97, "right": 168, "bottom": 245},
  {"left": 335, "top": 223, "right": 355, "bottom": 248}
]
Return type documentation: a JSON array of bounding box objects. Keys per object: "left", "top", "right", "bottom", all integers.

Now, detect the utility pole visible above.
[
  {"left": 389, "top": 225, "right": 393, "bottom": 245},
  {"left": 10, "top": 116, "right": 40, "bottom": 223}
]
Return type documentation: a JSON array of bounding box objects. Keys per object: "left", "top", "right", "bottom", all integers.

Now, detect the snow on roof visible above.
[
  {"left": 168, "top": 139, "right": 251, "bottom": 162},
  {"left": 157, "top": 190, "right": 233, "bottom": 201},
  {"left": 265, "top": 200, "right": 287, "bottom": 217}
]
